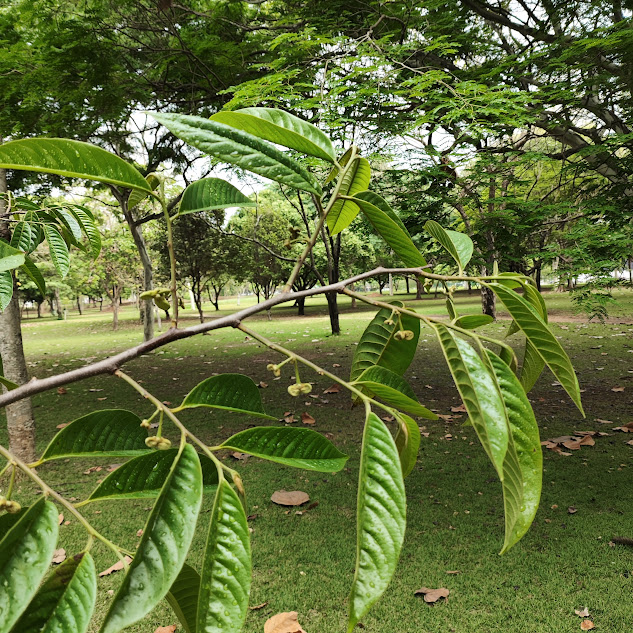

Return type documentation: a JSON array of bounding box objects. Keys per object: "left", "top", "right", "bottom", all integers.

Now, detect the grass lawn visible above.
[{"left": 3, "top": 288, "right": 633, "bottom": 632}]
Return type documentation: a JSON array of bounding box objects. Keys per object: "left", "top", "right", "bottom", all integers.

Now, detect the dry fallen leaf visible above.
[
  {"left": 595, "top": 418, "right": 613, "bottom": 424},
  {"left": 99, "top": 556, "right": 133, "bottom": 577},
  {"left": 264, "top": 611, "right": 307, "bottom": 633},
  {"left": 271, "top": 490, "right": 310, "bottom": 506},
  {"left": 580, "top": 621, "right": 595, "bottom": 631},
  {"left": 301, "top": 412, "right": 316, "bottom": 425},
  {"left": 414, "top": 587, "right": 450, "bottom": 603},
  {"left": 450, "top": 404, "right": 467, "bottom": 413},
  {"left": 323, "top": 384, "right": 340, "bottom": 394},
  {"left": 259, "top": 381, "right": 268, "bottom": 389},
  {"left": 249, "top": 602, "right": 269, "bottom": 611},
  {"left": 611, "top": 386, "right": 625, "bottom": 392},
  {"left": 136, "top": 528, "right": 144, "bottom": 537},
  {"left": 284, "top": 414, "right": 297, "bottom": 424},
  {"left": 58, "top": 513, "right": 64, "bottom": 525},
  {"left": 52, "top": 548, "right": 66, "bottom": 564},
  {"left": 568, "top": 506, "right": 578, "bottom": 514},
  {"left": 107, "top": 464, "right": 122, "bottom": 472},
  {"left": 57, "top": 387, "right": 67, "bottom": 395},
  {"left": 231, "top": 452, "right": 249, "bottom": 461},
  {"left": 56, "top": 422, "right": 69, "bottom": 429},
  {"left": 154, "top": 626, "right": 177, "bottom": 633},
  {"left": 445, "top": 570, "right": 461, "bottom": 575},
  {"left": 575, "top": 607, "right": 590, "bottom": 618}
]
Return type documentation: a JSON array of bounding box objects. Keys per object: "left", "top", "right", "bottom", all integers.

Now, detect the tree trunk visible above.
[
  {"left": 111, "top": 287, "right": 121, "bottom": 330},
  {"left": 0, "top": 166, "right": 36, "bottom": 462},
  {"left": 76, "top": 295, "right": 82, "bottom": 315},
  {"left": 325, "top": 291, "right": 340, "bottom": 334},
  {"left": 480, "top": 266, "right": 497, "bottom": 318},
  {"left": 54, "top": 287, "right": 62, "bottom": 319},
  {"left": 415, "top": 277, "right": 423, "bottom": 300},
  {"left": 37, "top": 301, "right": 42, "bottom": 318},
  {"left": 405, "top": 276, "right": 410, "bottom": 294},
  {"left": 296, "top": 296, "right": 305, "bottom": 315}
]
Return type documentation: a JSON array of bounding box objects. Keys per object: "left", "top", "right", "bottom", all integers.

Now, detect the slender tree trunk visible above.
[
  {"left": 405, "top": 276, "right": 410, "bottom": 294},
  {"left": 111, "top": 287, "right": 121, "bottom": 330},
  {"left": 54, "top": 287, "right": 62, "bottom": 319},
  {"left": 325, "top": 291, "right": 340, "bottom": 334},
  {"left": 415, "top": 277, "right": 423, "bottom": 300},
  {"left": 480, "top": 264, "right": 497, "bottom": 318},
  {"left": 296, "top": 296, "right": 305, "bottom": 315},
  {"left": 0, "top": 166, "right": 36, "bottom": 461},
  {"left": 76, "top": 295, "right": 82, "bottom": 315},
  {"left": 37, "top": 301, "right": 42, "bottom": 318}
]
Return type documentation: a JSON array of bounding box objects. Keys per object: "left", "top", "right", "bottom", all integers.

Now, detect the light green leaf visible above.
[
  {"left": 179, "top": 374, "right": 274, "bottom": 419},
  {"left": 354, "top": 366, "right": 437, "bottom": 419},
  {"left": 52, "top": 207, "right": 83, "bottom": 241},
  {"left": 348, "top": 412, "right": 406, "bottom": 633},
  {"left": 211, "top": 107, "right": 336, "bottom": 163},
  {"left": 197, "top": 478, "right": 251, "bottom": 633},
  {"left": 0, "top": 240, "right": 25, "bottom": 273},
  {"left": 454, "top": 314, "right": 494, "bottom": 329},
  {"left": 325, "top": 146, "right": 353, "bottom": 185},
  {"left": 0, "top": 498, "right": 59, "bottom": 633},
  {"left": 0, "top": 139, "right": 152, "bottom": 192},
  {"left": 128, "top": 173, "right": 161, "bottom": 210},
  {"left": 520, "top": 341, "right": 544, "bottom": 392},
  {"left": 487, "top": 283, "right": 583, "bottom": 414},
  {"left": 101, "top": 444, "right": 203, "bottom": 633},
  {"left": 179, "top": 178, "right": 256, "bottom": 216},
  {"left": 68, "top": 206, "right": 102, "bottom": 259},
  {"left": 40, "top": 409, "right": 150, "bottom": 462},
  {"left": 11, "top": 551, "right": 96, "bottom": 633},
  {"left": 166, "top": 564, "right": 200, "bottom": 633},
  {"left": 42, "top": 225, "right": 70, "bottom": 278},
  {"left": 434, "top": 324, "right": 508, "bottom": 478},
  {"left": 352, "top": 191, "right": 426, "bottom": 267},
  {"left": 327, "top": 157, "right": 371, "bottom": 235},
  {"left": 10, "top": 222, "right": 36, "bottom": 254},
  {"left": 148, "top": 112, "right": 322, "bottom": 195},
  {"left": 424, "top": 220, "right": 473, "bottom": 272},
  {"left": 486, "top": 351, "right": 542, "bottom": 554},
  {"left": 20, "top": 256, "right": 46, "bottom": 296},
  {"left": 86, "top": 449, "right": 219, "bottom": 502},
  {"left": 0, "top": 270, "right": 13, "bottom": 310},
  {"left": 221, "top": 426, "right": 348, "bottom": 472},
  {"left": 394, "top": 413, "right": 421, "bottom": 478},
  {"left": 350, "top": 302, "right": 420, "bottom": 380}
]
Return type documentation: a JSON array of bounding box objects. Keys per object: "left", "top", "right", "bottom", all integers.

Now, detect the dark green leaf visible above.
[
  {"left": 42, "top": 225, "right": 70, "bottom": 278},
  {"left": 327, "top": 157, "right": 371, "bottom": 235},
  {"left": 10, "top": 222, "right": 36, "bottom": 254},
  {"left": 221, "top": 426, "right": 348, "bottom": 472},
  {"left": 454, "top": 314, "right": 494, "bottom": 329},
  {"left": 0, "top": 240, "right": 25, "bottom": 273},
  {"left": 166, "top": 564, "right": 200, "bottom": 633},
  {"left": 394, "top": 413, "right": 421, "bottom": 478},
  {"left": 0, "top": 270, "right": 13, "bottom": 311},
  {"left": 100, "top": 444, "right": 203, "bottom": 633},
  {"left": 424, "top": 220, "right": 473, "bottom": 272},
  {"left": 179, "top": 178, "right": 256, "bottom": 216},
  {"left": 0, "top": 374, "right": 18, "bottom": 390},
  {"left": 20, "top": 256, "right": 46, "bottom": 296},
  {"left": 68, "top": 206, "right": 101, "bottom": 259}
]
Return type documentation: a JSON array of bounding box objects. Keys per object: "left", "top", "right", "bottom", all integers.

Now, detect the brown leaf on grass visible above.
[
  {"left": 250, "top": 602, "right": 269, "bottom": 610},
  {"left": 611, "top": 386, "right": 625, "bottom": 392},
  {"left": 283, "top": 414, "right": 296, "bottom": 424},
  {"left": 301, "top": 412, "right": 316, "bottom": 425},
  {"left": 381, "top": 415, "right": 395, "bottom": 422},
  {"left": 626, "top": 439, "right": 633, "bottom": 446},
  {"left": 578, "top": 435, "right": 595, "bottom": 447},
  {"left": 568, "top": 506, "right": 578, "bottom": 514},
  {"left": 56, "top": 423, "right": 69, "bottom": 430},
  {"left": 450, "top": 404, "right": 467, "bottom": 413},
  {"left": 258, "top": 381, "right": 268, "bottom": 389},
  {"left": 57, "top": 387, "right": 67, "bottom": 395},
  {"left": 52, "top": 548, "right": 66, "bottom": 564},
  {"left": 595, "top": 418, "right": 613, "bottom": 424},
  {"left": 231, "top": 452, "right": 249, "bottom": 461},
  {"left": 136, "top": 528, "right": 144, "bottom": 537},
  {"left": 154, "top": 627, "right": 177, "bottom": 633},
  {"left": 612, "top": 422, "right": 633, "bottom": 432},
  {"left": 271, "top": 490, "right": 309, "bottom": 506},
  {"left": 575, "top": 608, "right": 590, "bottom": 618},
  {"left": 264, "top": 612, "right": 307, "bottom": 633},
  {"left": 445, "top": 570, "right": 461, "bottom": 575},
  {"left": 332, "top": 363, "right": 341, "bottom": 368},
  {"left": 414, "top": 587, "right": 450, "bottom": 603},
  {"left": 562, "top": 439, "right": 582, "bottom": 450},
  {"left": 437, "top": 414, "right": 453, "bottom": 421},
  {"left": 99, "top": 556, "right": 133, "bottom": 577},
  {"left": 107, "top": 464, "right": 122, "bottom": 472},
  {"left": 323, "top": 384, "right": 340, "bottom": 394},
  {"left": 580, "top": 621, "right": 595, "bottom": 631},
  {"left": 58, "top": 513, "right": 64, "bottom": 525}
]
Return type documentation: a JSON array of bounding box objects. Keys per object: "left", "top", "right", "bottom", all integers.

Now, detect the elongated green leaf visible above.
[
  {"left": 11, "top": 551, "right": 96, "bottom": 633},
  {"left": 0, "top": 498, "right": 59, "bottom": 633},
  {"left": 52, "top": 207, "right": 82, "bottom": 241},
  {"left": 0, "top": 240, "right": 25, "bottom": 273},
  {"left": 434, "top": 324, "right": 508, "bottom": 478},
  {"left": 485, "top": 351, "right": 542, "bottom": 553},
  {"left": 179, "top": 374, "right": 274, "bottom": 419},
  {"left": 211, "top": 108, "right": 336, "bottom": 163},
  {"left": 101, "top": 444, "right": 203, "bottom": 633},
  {"left": 197, "top": 478, "right": 251, "bottom": 633},
  {"left": 488, "top": 283, "right": 583, "bottom": 414},
  {"left": 424, "top": 220, "right": 473, "bottom": 272},
  {"left": 221, "top": 426, "right": 348, "bottom": 472},
  {"left": 348, "top": 412, "right": 406, "bottom": 633},
  {"left": 350, "top": 302, "right": 420, "bottom": 380},
  {"left": 86, "top": 449, "right": 219, "bottom": 502},
  {"left": 43, "top": 225, "right": 70, "bottom": 278},
  {"left": 166, "top": 564, "right": 200, "bottom": 633},
  {"left": 352, "top": 191, "right": 426, "bottom": 267},
  {"left": 0, "top": 374, "right": 18, "bottom": 390},
  {"left": 454, "top": 314, "right": 494, "bottom": 329},
  {"left": 128, "top": 173, "right": 161, "bottom": 211},
  {"left": 179, "top": 178, "right": 256, "bottom": 216},
  {"left": 68, "top": 206, "right": 101, "bottom": 259},
  {"left": 10, "top": 222, "right": 36, "bottom": 254},
  {"left": 0, "top": 270, "right": 13, "bottom": 310},
  {"left": 148, "top": 112, "right": 321, "bottom": 195},
  {"left": 354, "top": 366, "right": 437, "bottom": 419},
  {"left": 20, "top": 256, "right": 46, "bottom": 296},
  {"left": 327, "top": 157, "right": 371, "bottom": 235},
  {"left": 325, "top": 146, "right": 353, "bottom": 185},
  {"left": 40, "top": 410, "right": 150, "bottom": 462},
  {"left": 0, "top": 139, "right": 152, "bottom": 192},
  {"left": 520, "top": 341, "right": 544, "bottom": 392},
  {"left": 394, "top": 413, "right": 421, "bottom": 478}
]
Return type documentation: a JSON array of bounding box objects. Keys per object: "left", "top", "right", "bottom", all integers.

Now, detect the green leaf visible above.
[
  {"left": 434, "top": 324, "right": 508, "bottom": 478},
  {"left": 166, "top": 564, "right": 200, "bottom": 633},
  {"left": 179, "top": 374, "right": 274, "bottom": 419},
  {"left": 327, "top": 157, "right": 371, "bottom": 235},
  {"left": 485, "top": 350, "right": 542, "bottom": 553},
  {"left": 221, "top": 426, "right": 348, "bottom": 472},
  {"left": 520, "top": 341, "right": 544, "bottom": 392},
  {"left": 352, "top": 191, "right": 426, "bottom": 267},
  {"left": 148, "top": 112, "right": 322, "bottom": 195},
  {"left": 211, "top": 107, "right": 336, "bottom": 163},
  {"left": 179, "top": 178, "right": 256, "bottom": 216},
  {"left": 353, "top": 366, "right": 437, "bottom": 419},
  {"left": 10, "top": 222, "right": 36, "bottom": 254},
  {"left": 11, "top": 552, "right": 96, "bottom": 633},
  {"left": 40, "top": 409, "right": 150, "bottom": 462},
  {"left": 325, "top": 146, "right": 353, "bottom": 185},
  {"left": 394, "top": 413, "right": 421, "bottom": 478},
  {"left": 0, "top": 240, "right": 25, "bottom": 273},
  {"left": 487, "top": 283, "right": 583, "bottom": 414},
  {"left": 424, "top": 220, "right": 473, "bottom": 272},
  {"left": 0, "top": 374, "right": 18, "bottom": 390},
  {"left": 0, "top": 139, "right": 152, "bottom": 192},
  {"left": 0, "top": 498, "right": 59, "bottom": 633},
  {"left": 20, "top": 256, "right": 46, "bottom": 296},
  {"left": 100, "top": 444, "right": 203, "bottom": 633},
  {"left": 350, "top": 302, "right": 420, "bottom": 380},
  {"left": 52, "top": 207, "right": 83, "bottom": 241},
  {"left": 348, "top": 412, "right": 406, "bottom": 633},
  {"left": 0, "top": 270, "right": 13, "bottom": 311},
  {"left": 86, "top": 449, "right": 219, "bottom": 502},
  {"left": 68, "top": 206, "right": 102, "bottom": 259},
  {"left": 128, "top": 173, "right": 161, "bottom": 210},
  {"left": 197, "top": 478, "right": 251, "bottom": 633},
  {"left": 454, "top": 314, "right": 494, "bottom": 329},
  {"left": 42, "top": 225, "right": 70, "bottom": 278}
]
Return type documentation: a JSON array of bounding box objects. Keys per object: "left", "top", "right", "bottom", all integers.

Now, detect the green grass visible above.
[{"left": 3, "top": 288, "right": 633, "bottom": 632}]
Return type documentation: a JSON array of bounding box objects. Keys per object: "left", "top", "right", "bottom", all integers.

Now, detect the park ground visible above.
[{"left": 3, "top": 288, "right": 633, "bottom": 632}]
